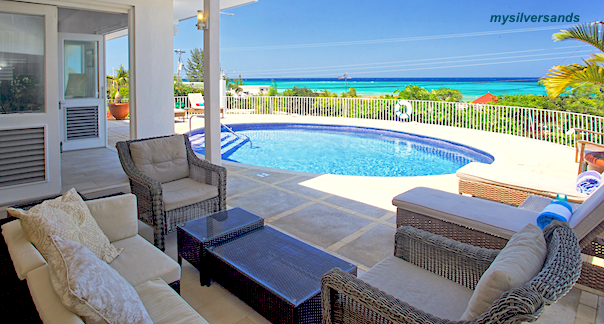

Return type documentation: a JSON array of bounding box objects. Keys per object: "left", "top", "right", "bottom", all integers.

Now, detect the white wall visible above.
[{"left": 33, "top": 0, "right": 176, "bottom": 139}]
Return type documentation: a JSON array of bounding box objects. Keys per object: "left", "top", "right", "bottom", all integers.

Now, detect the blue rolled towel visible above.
[{"left": 536, "top": 200, "right": 573, "bottom": 230}]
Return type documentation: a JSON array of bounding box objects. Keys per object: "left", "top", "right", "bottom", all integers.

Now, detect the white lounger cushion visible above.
[
  {"left": 392, "top": 187, "right": 538, "bottom": 239},
  {"left": 360, "top": 256, "right": 473, "bottom": 320},
  {"left": 110, "top": 235, "right": 181, "bottom": 287},
  {"left": 457, "top": 162, "right": 588, "bottom": 203}
]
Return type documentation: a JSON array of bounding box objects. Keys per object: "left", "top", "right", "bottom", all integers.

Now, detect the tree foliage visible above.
[
  {"left": 542, "top": 21, "right": 604, "bottom": 114},
  {"left": 185, "top": 48, "right": 204, "bottom": 82},
  {"left": 382, "top": 85, "right": 462, "bottom": 102},
  {"left": 106, "top": 64, "right": 129, "bottom": 101}
]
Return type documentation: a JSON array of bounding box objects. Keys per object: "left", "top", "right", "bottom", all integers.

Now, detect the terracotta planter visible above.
[{"left": 108, "top": 103, "right": 129, "bottom": 120}]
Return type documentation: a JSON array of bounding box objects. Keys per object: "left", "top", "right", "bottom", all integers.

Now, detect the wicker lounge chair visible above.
[
  {"left": 457, "top": 162, "right": 588, "bottom": 205},
  {"left": 116, "top": 134, "right": 226, "bottom": 251},
  {"left": 393, "top": 185, "right": 604, "bottom": 292},
  {"left": 322, "top": 222, "right": 581, "bottom": 324}
]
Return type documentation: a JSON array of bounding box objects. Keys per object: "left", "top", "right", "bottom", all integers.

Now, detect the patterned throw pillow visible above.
[
  {"left": 7, "top": 188, "right": 122, "bottom": 263},
  {"left": 47, "top": 235, "right": 152, "bottom": 324}
]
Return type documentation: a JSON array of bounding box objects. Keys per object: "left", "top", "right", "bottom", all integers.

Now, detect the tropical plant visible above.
[
  {"left": 185, "top": 48, "right": 204, "bottom": 82},
  {"left": 106, "top": 64, "right": 129, "bottom": 102},
  {"left": 542, "top": 21, "right": 604, "bottom": 114}
]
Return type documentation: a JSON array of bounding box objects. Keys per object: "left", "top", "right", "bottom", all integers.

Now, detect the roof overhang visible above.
[
  {"left": 105, "top": 0, "right": 257, "bottom": 40},
  {"left": 173, "top": 0, "right": 258, "bottom": 21}
]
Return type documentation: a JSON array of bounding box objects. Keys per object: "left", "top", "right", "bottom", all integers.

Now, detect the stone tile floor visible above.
[{"left": 15, "top": 115, "right": 604, "bottom": 323}]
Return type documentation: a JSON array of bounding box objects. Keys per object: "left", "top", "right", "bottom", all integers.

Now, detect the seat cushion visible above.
[
  {"left": 392, "top": 187, "right": 539, "bottom": 240},
  {"left": 46, "top": 235, "right": 152, "bottom": 324},
  {"left": 162, "top": 178, "right": 219, "bottom": 212},
  {"left": 129, "top": 135, "right": 190, "bottom": 183},
  {"left": 1, "top": 220, "right": 46, "bottom": 280},
  {"left": 569, "top": 185, "right": 604, "bottom": 241},
  {"left": 359, "top": 256, "right": 473, "bottom": 321},
  {"left": 7, "top": 188, "right": 122, "bottom": 263},
  {"left": 135, "top": 278, "right": 209, "bottom": 324},
  {"left": 457, "top": 162, "right": 588, "bottom": 203},
  {"left": 110, "top": 235, "right": 181, "bottom": 287},
  {"left": 461, "top": 224, "right": 547, "bottom": 320}
]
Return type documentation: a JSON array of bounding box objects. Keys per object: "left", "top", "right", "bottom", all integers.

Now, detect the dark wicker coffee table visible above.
[
  {"left": 207, "top": 226, "right": 357, "bottom": 324},
  {"left": 177, "top": 207, "right": 264, "bottom": 286}
]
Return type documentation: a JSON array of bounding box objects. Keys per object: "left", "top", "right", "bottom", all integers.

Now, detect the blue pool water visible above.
[{"left": 190, "top": 124, "right": 493, "bottom": 177}]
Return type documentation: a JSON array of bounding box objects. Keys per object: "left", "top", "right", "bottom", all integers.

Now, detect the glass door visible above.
[
  {"left": 0, "top": 1, "right": 60, "bottom": 205},
  {"left": 59, "top": 33, "right": 105, "bottom": 151}
]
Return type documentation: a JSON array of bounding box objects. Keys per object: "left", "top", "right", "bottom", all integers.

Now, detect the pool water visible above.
[{"left": 191, "top": 124, "right": 493, "bottom": 177}]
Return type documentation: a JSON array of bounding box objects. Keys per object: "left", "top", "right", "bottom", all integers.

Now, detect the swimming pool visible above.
[{"left": 189, "top": 123, "right": 494, "bottom": 177}]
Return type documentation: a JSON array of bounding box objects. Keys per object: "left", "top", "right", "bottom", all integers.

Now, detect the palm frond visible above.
[
  {"left": 553, "top": 21, "right": 604, "bottom": 52},
  {"left": 587, "top": 53, "right": 604, "bottom": 64},
  {"left": 542, "top": 63, "right": 604, "bottom": 98}
]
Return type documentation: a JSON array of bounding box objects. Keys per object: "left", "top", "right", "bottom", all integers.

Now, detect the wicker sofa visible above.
[
  {"left": 117, "top": 134, "right": 227, "bottom": 251},
  {"left": 393, "top": 185, "right": 604, "bottom": 292},
  {"left": 1, "top": 193, "right": 208, "bottom": 324},
  {"left": 321, "top": 222, "right": 581, "bottom": 323}
]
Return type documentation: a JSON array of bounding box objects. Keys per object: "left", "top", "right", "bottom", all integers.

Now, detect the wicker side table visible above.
[{"left": 177, "top": 207, "right": 264, "bottom": 286}]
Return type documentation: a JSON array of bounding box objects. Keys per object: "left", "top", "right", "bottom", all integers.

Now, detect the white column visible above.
[{"left": 203, "top": 0, "right": 221, "bottom": 165}]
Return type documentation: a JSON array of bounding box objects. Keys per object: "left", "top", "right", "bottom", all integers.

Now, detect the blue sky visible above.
[{"left": 106, "top": 0, "right": 602, "bottom": 79}]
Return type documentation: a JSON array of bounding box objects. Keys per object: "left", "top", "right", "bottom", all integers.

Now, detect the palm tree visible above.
[
  {"left": 542, "top": 21, "right": 604, "bottom": 114},
  {"left": 106, "top": 64, "right": 129, "bottom": 103}
]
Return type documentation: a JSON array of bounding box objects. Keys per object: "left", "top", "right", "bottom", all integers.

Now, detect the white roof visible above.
[{"left": 173, "top": 0, "right": 258, "bottom": 21}]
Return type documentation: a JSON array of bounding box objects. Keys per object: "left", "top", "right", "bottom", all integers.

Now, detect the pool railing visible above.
[{"left": 173, "top": 95, "right": 604, "bottom": 148}]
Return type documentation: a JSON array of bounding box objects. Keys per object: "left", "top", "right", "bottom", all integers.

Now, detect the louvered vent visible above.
[
  {"left": 0, "top": 127, "right": 46, "bottom": 188},
  {"left": 66, "top": 106, "right": 98, "bottom": 140}
]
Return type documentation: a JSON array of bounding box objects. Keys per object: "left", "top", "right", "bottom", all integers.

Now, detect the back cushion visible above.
[
  {"left": 129, "top": 135, "right": 190, "bottom": 183},
  {"left": 569, "top": 185, "right": 604, "bottom": 241},
  {"left": 460, "top": 224, "right": 547, "bottom": 320}
]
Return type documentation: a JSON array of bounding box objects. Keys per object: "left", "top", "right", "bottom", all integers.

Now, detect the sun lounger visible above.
[
  {"left": 457, "top": 162, "right": 588, "bottom": 205},
  {"left": 186, "top": 93, "right": 224, "bottom": 118},
  {"left": 392, "top": 185, "right": 604, "bottom": 293}
]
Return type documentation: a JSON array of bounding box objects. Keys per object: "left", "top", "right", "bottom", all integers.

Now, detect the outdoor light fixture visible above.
[{"left": 197, "top": 10, "right": 207, "bottom": 30}]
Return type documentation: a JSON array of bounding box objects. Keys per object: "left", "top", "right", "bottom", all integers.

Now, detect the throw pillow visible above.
[
  {"left": 7, "top": 188, "right": 122, "bottom": 263},
  {"left": 460, "top": 224, "right": 547, "bottom": 320},
  {"left": 47, "top": 235, "right": 152, "bottom": 324}
]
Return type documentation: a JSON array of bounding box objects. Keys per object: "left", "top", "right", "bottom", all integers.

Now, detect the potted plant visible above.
[{"left": 107, "top": 65, "right": 129, "bottom": 120}]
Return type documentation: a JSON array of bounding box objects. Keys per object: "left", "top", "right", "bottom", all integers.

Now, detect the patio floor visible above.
[{"left": 41, "top": 115, "right": 604, "bottom": 323}]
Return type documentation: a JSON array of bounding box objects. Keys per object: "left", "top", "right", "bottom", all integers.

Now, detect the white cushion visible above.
[
  {"left": 457, "top": 162, "right": 588, "bottom": 203},
  {"left": 110, "top": 235, "right": 181, "bottom": 287},
  {"left": 1, "top": 220, "right": 46, "bottom": 280},
  {"left": 129, "top": 135, "right": 190, "bottom": 183},
  {"left": 162, "top": 178, "right": 218, "bottom": 212},
  {"left": 7, "top": 188, "right": 122, "bottom": 263},
  {"left": 461, "top": 224, "right": 547, "bottom": 320},
  {"left": 392, "top": 187, "right": 538, "bottom": 240},
  {"left": 360, "top": 256, "right": 473, "bottom": 320},
  {"left": 46, "top": 235, "right": 152, "bottom": 324},
  {"left": 568, "top": 185, "right": 604, "bottom": 241},
  {"left": 85, "top": 194, "right": 138, "bottom": 243},
  {"left": 135, "top": 278, "right": 209, "bottom": 324},
  {"left": 26, "top": 265, "right": 84, "bottom": 324}
]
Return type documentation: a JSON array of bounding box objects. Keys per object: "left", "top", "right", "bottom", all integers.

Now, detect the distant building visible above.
[
  {"left": 229, "top": 85, "right": 270, "bottom": 96},
  {"left": 472, "top": 92, "right": 498, "bottom": 104}
]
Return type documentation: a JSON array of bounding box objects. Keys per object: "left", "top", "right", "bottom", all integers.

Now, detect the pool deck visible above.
[{"left": 56, "top": 115, "right": 596, "bottom": 323}]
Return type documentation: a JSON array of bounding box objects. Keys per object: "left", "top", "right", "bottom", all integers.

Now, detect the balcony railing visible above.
[{"left": 217, "top": 96, "right": 604, "bottom": 148}]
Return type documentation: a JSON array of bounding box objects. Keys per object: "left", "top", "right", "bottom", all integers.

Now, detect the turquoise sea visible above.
[{"left": 243, "top": 78, "right": 547, "bottom": 102}]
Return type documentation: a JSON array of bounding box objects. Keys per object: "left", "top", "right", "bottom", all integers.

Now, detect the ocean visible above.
[{"left": 242, "top": 78, "right": 546, "bottom": 102}]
